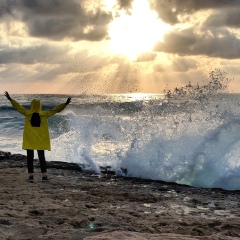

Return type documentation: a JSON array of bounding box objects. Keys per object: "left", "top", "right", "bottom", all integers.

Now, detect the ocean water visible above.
[{"left": 1, "top": 93, "right": 240, "bottom": 190}]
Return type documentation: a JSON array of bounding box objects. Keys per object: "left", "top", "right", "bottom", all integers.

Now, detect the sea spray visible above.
[
  {"left": 178, "top": 119, "right": 240, "bottom": 190},
  {"left": 81, "top": 148, "right": 101, "bottom": 174},
  {"left": 1, "top": 89, "right": 240, "bottom": 190}
]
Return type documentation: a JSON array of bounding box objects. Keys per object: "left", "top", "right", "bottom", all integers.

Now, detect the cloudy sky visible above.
[{"left": 1, "top": 0, "right": 240, "bottom": 94}]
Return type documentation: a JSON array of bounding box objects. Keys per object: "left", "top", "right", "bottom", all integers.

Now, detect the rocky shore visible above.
[{"left": 0, "top": 151, "right": 240, "bottom": 240}]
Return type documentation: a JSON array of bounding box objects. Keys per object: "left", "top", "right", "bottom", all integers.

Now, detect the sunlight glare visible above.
[
  {"left": 108, "top": 0, "right": 170, "bottom": 61},
  {"left": 123, "top": 93, "right": 164, "bottom": 101}
]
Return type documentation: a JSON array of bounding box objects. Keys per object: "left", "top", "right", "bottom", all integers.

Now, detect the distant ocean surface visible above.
[{"left": 1, "top": 93, "right": 240, "bottom": 190}]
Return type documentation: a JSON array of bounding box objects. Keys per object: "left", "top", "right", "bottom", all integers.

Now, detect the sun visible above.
[{"left": 107, "top": 0, "right": 170, "bottom": 61}]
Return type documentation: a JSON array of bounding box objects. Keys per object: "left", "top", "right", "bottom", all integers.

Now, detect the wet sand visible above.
[{"left": 0, "top": 151, "right": 240, "bottom": 240}]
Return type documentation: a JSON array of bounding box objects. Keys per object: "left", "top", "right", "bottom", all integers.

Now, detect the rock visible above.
[
  {"left": 0, "top": 151, "right": 11, "bottom": 160},
  {"left": 47, "top": 161, "right": 82, "bottom": 171}
]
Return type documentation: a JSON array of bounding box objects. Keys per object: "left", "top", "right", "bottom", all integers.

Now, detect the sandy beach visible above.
[{"left": 0, "top": 151, "right": 240, "bottom": 240}]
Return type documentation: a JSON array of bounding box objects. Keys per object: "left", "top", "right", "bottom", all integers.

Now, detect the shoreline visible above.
[
  {"left": 1, "top": 150, "right": 240, "bottom": 193},
  {"left": 0, "top": 151, "right": 240, "bottom": 239}
]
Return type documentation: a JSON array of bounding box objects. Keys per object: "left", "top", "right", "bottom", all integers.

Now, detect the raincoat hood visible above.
[{"left": 30, "top": 99, "right": 42, "bottom": 112}]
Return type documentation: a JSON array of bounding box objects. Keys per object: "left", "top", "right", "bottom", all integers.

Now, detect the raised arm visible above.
[
  {"left": 4, "top": 91, "right": 12, "bottom": 101},
  {"left": 65, "top": 97, "right": 71, "bottom": 105},
  {"left": 4, "top": 91, "right": 27, "bottom": 116},
  {"left": 46, "top": 97, "right": 71, "bottom": 117}
]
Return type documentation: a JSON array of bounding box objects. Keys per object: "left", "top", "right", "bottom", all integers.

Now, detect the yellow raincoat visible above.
[{"left": 11, "top": 99, "right": 67, "bottom": 150}]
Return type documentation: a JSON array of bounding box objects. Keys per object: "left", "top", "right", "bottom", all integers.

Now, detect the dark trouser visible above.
[{"left": 27, "top": 150, "right": 47, "bottom": 173}]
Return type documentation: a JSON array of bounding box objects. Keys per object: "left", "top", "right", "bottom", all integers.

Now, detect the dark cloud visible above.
[
  {"left": 0, "top": 0, "right": 15, "bottom": 18},
  {"left": 0, "top": 44, "right": 71, "bottom": 64},
  {"left": 109, "top": 0, "right": 134, "bottom": 18},
  {"left": 136, "top": 52, "right": 157, "bottom": 62},
  {"left": 21, "top": 0, "right": 80, "bottom": 16},
  {"left": 116, "top": 0, "right": 134, "bottom": 12},
  {"left": 204, "top": 9, "right": 240, "bottom": 28},
  {"left": 5, "top": 0, "right": 113, "bottom": 41},
  {"left": 149, "top": 0, "right": 240, "bottom": 24},
  {"left": 154, "top": 28, "right": 240, "bottom": 59}
]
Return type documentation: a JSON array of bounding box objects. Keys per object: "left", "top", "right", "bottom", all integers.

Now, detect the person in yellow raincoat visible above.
[{"left": 4, "top": 91, "right": 71, "bottom": 182}]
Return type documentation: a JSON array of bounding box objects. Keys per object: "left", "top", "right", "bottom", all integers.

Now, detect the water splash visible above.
[
  {"left": 164, "top": 69, "right": 232, "bottom": 101},
  {"left": 1, "top": 89, "right": 240, "bottom": 190}
]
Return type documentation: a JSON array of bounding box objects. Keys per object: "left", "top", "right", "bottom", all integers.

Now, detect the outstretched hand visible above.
[
  {"left": 65, "top": 97, "right": 71, "bottom": 105},
  {"left": 4, "top": 91, "right": 12, "bottom": 101}
]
